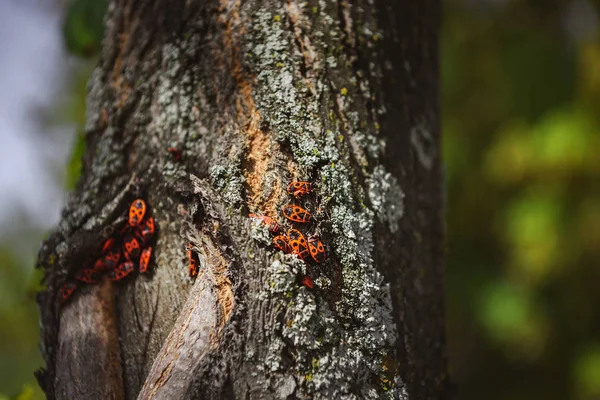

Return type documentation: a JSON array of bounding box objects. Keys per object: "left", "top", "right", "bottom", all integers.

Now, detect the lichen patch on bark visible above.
[{"left": 217, "top": 0, "right": 283, "bottom": 216}]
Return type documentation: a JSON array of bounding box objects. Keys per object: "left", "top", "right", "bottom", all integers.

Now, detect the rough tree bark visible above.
[{"left": 36, "top": 0, "right": 446, "bottom": 399}]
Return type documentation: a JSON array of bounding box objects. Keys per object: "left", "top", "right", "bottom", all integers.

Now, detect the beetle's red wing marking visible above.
[
  {"left": 129, "top": 199, "right": 146, "bottom": 227},
  {"left": 123, "top": 234, "right": 141, "bottom": 261},
  {"left": 102, "top": 238, "right": 116, "bottom": 253},
  {"left": 139, "top": 247, "right": 152, "bottom": 273},
  {"left": 188, "top": 258, "right": 198, "bottom": 278},
  {"left": 188, "top": 243, "right": 199, "bottom": 278},
  {"left": 137, "top": 216, "right": 155, "bottom": 245},
  {"left": 74, "top": 268, "right": 100, "bottom": 284},
  {"left": 104, "top": 247, "right": 121, "bottom": 269},
  {"left": 272, "top": 235, "right": 291, "bottom": 253},
  {"left": 286, "top": 181, "right": 312, "bottom": 197},
  {"left": 249, "top": 214, "right": 279, "bottom": 233},
  {"left": 94, "top": 250, "right": 121, "bottom": 272},
  {"left": 58, "top": 281, "right": 78, "bottom": 304},
  {"left": 282, "top": 204, "right": 312, "bottom": 223},
  {"left": 264, "top": 217, "right": 279, "bottom": 233},
  {"left": 94, "top": 258, "right": 106, "bottom": 272},
  {"left": 307, "top": 235, "right": 327, "bottom": 263},
  {"left": 287, "top": 229, "right": 310, "bottom": 261},
  {"left": 144, "top": 216, "right": 155, "bottom": 234},
  {"left": 95, "top": 238, "right": 118, "bottom": 272},
  {"left": 301, "top": 275, "right": 314, "bottom": 289},
  {"left": 108, "top": 262, "right": 136, "bottom": 281}
]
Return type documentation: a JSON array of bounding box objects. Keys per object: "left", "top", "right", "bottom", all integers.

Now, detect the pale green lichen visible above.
[
  {"left": 209, "top": 164, "right": 245, "bottom": 207},
  {"left": 248, "top": 217, "right": 272, "bottom": 246},
  {"left": 154, "top": 41, "right": 211, "bottom": 191},
  {"left": 156, "top": 43, "right": 195, "bottom": 133},
  {"left": 89, "top": 127, "right": 126, "bottom": 179},
  {"left": 243, "top": 4, "right": 403, "bottom": 398},
  {"left": 320, "top": 130, "right": 342, "bottom": 163},
  {"left": 265, "top": 257, "right": 305, "bottom": 296},
  {"left": 410, "top": 123, "right": 436, "bottom": 170},
  {"left": 319, "top": 162, "right": 354, "bottom": 203},
  {"left": 367, "top": 165, "right": 405, "bottom": 233},
  {"left": 249, "top": 10, "right": 326, "bottom": 169}
]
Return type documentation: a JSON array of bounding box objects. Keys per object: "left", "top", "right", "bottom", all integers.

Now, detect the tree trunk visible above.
[{"left": 36, "top": 0, "right": 446, "bottom": 399}]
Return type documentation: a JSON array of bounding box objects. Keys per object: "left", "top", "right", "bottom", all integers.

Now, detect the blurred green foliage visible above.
[
  {"left": 0, "top": 0, "right": 102, "bottom": 398},
  {"left": 62, "top": 0, "right": 105, "bottom": 189},
  {"left": 444, "top": 1, "right": 600, "bottom": 399},
  {"left": 0, "top": 249, "right": 44, "bottom": 399},
  {"left": 65, "top": 65, "right": 95, "bottom": 190},
  {"left": 63, "top": 0, "right": 107, "bottom": 57}
]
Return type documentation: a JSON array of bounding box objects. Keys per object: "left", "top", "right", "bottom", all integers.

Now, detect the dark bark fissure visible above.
[
  {"left": 375, "top": 0, "right": 448, "bottom": 398},
  {"left": 36, "top": 0, "right": 447, "bottom": 399}
]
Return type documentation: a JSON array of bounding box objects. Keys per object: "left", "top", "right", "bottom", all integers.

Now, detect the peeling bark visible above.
[{"left": 36, "top": 0, "right": 448, "bottom": 399}]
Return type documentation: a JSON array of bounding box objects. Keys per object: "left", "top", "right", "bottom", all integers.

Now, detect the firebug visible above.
[
  {"left": 58, "top": 281, "right": 78, "bottom": 304},
  {"left": 282, "top": 204, "right": 312, "bottom": 223},
  {"left": 123, "top": 234, "right": 141, "bottom": 261},
  {"left": 249, "top": 214, "right": 279, "bottom": 233},
  {"left": 301, "top": 275, "right": 315, "bottom": 289},
  {"left": 272, "top": 235, "right": 291, "bottom": 253},
  {"left": 96, "top": 245, "right": 122, "bottom": 271},
  {"left": 287, "top": 181, "right": 313, "bottom": 197},
  {"left": 129, "top": 199, "right": 146, "bottom": 227},
  {"left": 137, "top": 216, "right": 155, "bottom": 245},
  {"left": 307, "top": 235, "right": 327, "bottom": 263},
  {"left": 74, "top": 268, "right": 100, "bottom": 284},
  {"left": 93, "top": 258, "right": 106, "bottom": 272},
  {"left": 287, "top": 229, "right": 310, "bottom": 261},
  {"left": 139, "top": 247, "right": 152, "bottom": 273},
  {"left": 108, "top": 262, "right": 135, "bottom": 281},
  {"left": 168, "top": 147, "right": 181, "bottom": 161},
  {"left": 102, "top": 238, "right": 116, "bottom": 253},
  {"left": 188, "top": 259, "right": 198, "bottom": 277},
  {"left": 188, "top": 243, "right": 199, "bottom": 278}
]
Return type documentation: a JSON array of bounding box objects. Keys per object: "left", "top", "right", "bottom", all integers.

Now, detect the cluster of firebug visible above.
[
  {"left": 250, "top": 181, "right": 327, "bottom": 289},
  {"left": 58, "top": 199, "right": 157, "bottom": 304}
]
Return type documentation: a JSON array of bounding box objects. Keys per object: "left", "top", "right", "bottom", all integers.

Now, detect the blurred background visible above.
[{"left": 0, "top": 0, "right": 598, "bottom": 398}]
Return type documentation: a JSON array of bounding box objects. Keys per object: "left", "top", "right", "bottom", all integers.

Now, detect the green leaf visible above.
[
  {"left": 63, "top": 0, "right": 107, "bottom": 57},
  {"left": 65, "top": 131, "right": 86, "bottom": 190}
]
